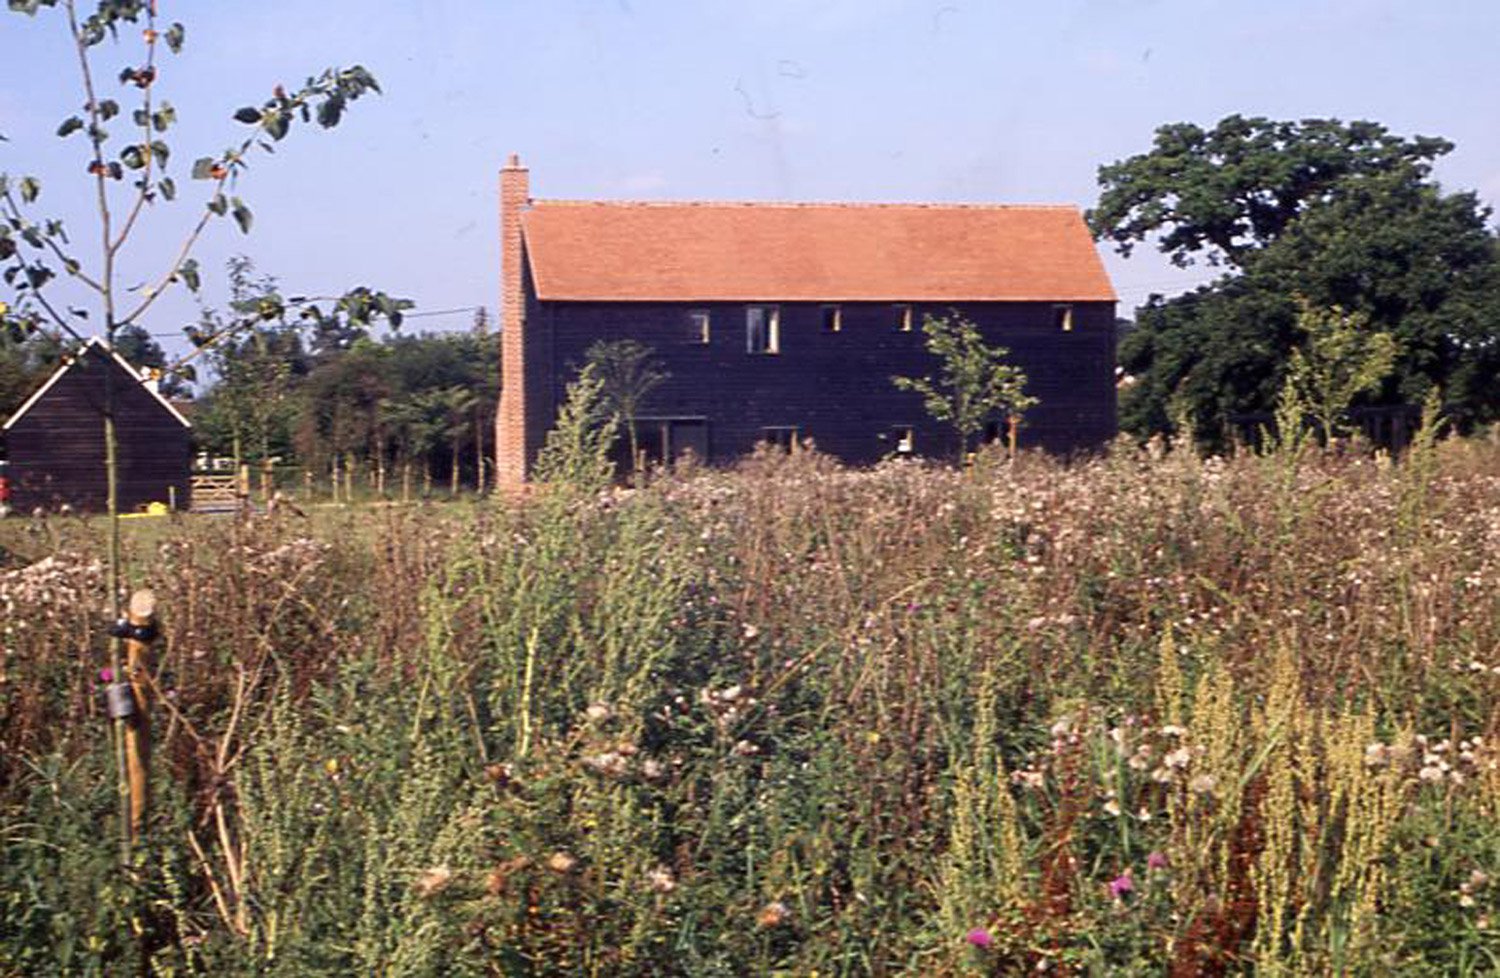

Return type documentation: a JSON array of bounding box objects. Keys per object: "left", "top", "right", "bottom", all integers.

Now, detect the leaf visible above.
[
  {"left": 316, "top": 94, "right": 344, "bottom": 129},
  {"left": 63, "top": 258, "right": 80, "bottom": 276},
  {"left": 207, "top": 193, "right": 227, "bottom": 216},
  {"left": 264, "top": 109, "right": 289, "bottom": 141},
  {"left": 158, "top": 177, "right": 175, "bottom": 201},
  {"left": 121, "top": 145, "right": 145, "bottom": 170},
  {"left": 98, "top": 99, "right": 119, "bottom": 120},
  {"left": 231, "top": 198, "right": 253, "bottom": 234},
  {"left": 56, "top": 116, "right": 84, "bottom": 138},
  {"left": 164, "top": 22, "right": 184, "bottom": 53},
  {"left": 176, "top": 363, "right": 197, "bottom": 383},
  {"left": 18, "top": 176, "right": 40, "bottom": 203},
  {"left": 233, "top": 107, "right": 262, "bottom": 125},
  {"left": 191, "top": 157, "right": 215, "bottom": 179},
  {"left": 133, "top": 108, "right": 150, "bottom": 127},
  {"left": 150, "top": 140, "right": 169, "bottom": 166},
  {"left": 179, "top": 258, "right": 200, "bottom": 292}
]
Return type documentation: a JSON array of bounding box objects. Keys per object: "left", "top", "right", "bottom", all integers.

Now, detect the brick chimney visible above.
[{"left": 496, "top": 153, "right": 530, "bottom": 487}]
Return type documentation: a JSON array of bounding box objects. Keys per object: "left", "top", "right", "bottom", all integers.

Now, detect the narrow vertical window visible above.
[
  {"left": 894, "top": 304, "right": 914, "bottom": 332},
  {"left": 746, "top": 305, "right": 780, "bottom": 354},
  {"left": 892, "top": 425, "right": 915, "bottom": 455},
  {"left": 688, "top": 309, "right": 711, "bottom": 344},
  {"left": 821, "top": 304, "right": 842, "bottom": 333},
  {"left": 1054, "top": 304, "right": 1074, "bottom": 332}
]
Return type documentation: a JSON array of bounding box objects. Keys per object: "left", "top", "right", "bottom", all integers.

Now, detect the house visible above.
[
  {"left": 495, "top": 155, "right": 1116, "bottom": 485},
  {"left": 2, "top": 336, "right": 192, "bottom": 512}
]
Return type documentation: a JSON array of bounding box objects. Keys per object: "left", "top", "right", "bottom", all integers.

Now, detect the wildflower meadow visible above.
[{"left": 1, "top": 427, "right": 1498, "bottom": 975}]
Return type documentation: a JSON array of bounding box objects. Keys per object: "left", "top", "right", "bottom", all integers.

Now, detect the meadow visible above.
[{"left": 1, "top": 429, "right": 1498, "bottom": 976}]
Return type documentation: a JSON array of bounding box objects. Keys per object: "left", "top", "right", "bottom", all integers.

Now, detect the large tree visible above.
[{"left": 1094, "top": 116, "right": 1500, "bottom": 444}]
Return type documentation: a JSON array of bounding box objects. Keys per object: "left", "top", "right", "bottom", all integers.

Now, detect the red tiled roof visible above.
[{"left": 520, "top": 200, "right": 1116, "bottom": 303}]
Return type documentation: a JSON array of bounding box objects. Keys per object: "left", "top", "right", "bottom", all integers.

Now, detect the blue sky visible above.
[{"left": 3, "top": 0, "right": 1498, "bottom": 361}]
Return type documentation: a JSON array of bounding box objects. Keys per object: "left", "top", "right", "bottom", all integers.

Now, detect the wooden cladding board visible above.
[
  {"left": 529, "top": 299, "right": 1116, "bottom": 467},
  {"left": 5, "top": 351, "right": 191, "bottom": 512}
]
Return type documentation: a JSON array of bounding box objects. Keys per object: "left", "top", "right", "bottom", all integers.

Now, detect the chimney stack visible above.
[{"left": 496, "top": 153, "right": 530, "bottom": 487}]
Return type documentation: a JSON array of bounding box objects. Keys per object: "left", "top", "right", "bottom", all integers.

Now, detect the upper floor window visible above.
[
  {"left": 893, "top": 304, "right": 914, "bottom": 332},
  {"left": 1054, "top": 304, "right": 1074, "bottom": 332},
  {"left": 821, "top": 304, "right": 842, "bottom": 333},
  {"left": 688, "top": 309, "right": 711, "bottom": 344},
  {"left": 746, "top": 305, "right": 780, "bottom": 354}
]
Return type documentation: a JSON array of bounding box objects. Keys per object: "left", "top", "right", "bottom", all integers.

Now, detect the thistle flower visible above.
[
  {"left": 546, "top": 851, "right": 578, "bottom": 874},
  {"left": 965, "top": 927, "right": 993, "bottom": 949},
  {"left": 1146, "top": 850, "right": 1169, "bottom": 871},
  {"left": 1109, "top": 870, "right": 1135, "bottom": 900}
]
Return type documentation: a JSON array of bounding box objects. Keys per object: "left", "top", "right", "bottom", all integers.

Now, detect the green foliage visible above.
[
  {"left": 1284, "top": 300, "right": 1399, "bottom": 442},
  {"left": 1102, "top": 116, "right": 1500, "bottom": 446},
  {"left": 533, "top": 364, "right": 619, "bottom": 491},
  {"left": 1090, "top": 115, "right": 1453, "bottom": 269},
  {"left": 892, "top": 311, "right": 1035, "bottom": 457},
  {"left": 583, "top": 338, "right": 668, "bottom": 474}
]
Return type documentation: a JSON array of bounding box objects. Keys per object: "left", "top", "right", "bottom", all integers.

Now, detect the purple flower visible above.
[
  {"left": 965, "top": 927, "right": 993, "bottom": 949},
  {"left": 1147, "top": 850, "right": 1168, "bottom": 871},
  {"left": 1109, "top": 870, "right": 1135, "bottom": 900},
  {"left": 98, "top": 667, "right": 114, "bottom": 683}
]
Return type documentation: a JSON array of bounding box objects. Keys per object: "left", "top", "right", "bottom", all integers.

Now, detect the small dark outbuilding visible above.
[{"left": 2, "top": 337, "right": 191, "bottom": 513}]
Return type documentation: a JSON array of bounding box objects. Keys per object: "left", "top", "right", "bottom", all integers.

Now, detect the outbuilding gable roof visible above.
[
  {"left": 520, "top": 200, "right": 1116, "bottom": 303},
  {"left": 3, "top": 336, "right": 191, "bottom": 431}
]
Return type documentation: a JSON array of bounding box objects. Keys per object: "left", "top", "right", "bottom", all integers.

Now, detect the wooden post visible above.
[
  {"left": 121, "top": 589, "right": 157, "bottom": 843},
  {"left": 1007, "top": 416, "right": 1019, "bottom": 460},
  {"left": 261, "top": 459, "right": 274, "bottom": 504}
]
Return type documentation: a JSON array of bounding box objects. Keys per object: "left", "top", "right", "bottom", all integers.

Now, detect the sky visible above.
[{"left": 3, "top": 0, "right": 1498, "bottom": 368}]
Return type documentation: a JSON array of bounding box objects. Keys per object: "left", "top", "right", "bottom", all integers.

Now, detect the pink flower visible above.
[
  {"left": 98, "top": 667, "right": 114, "bottom": 683},
  {"left": 965, "top": 927, "right": 993, "bottom": 949},
  {"left": 1146, "top": 850, "right": 1168, "bottom": 871},
  {"left": 1109, "top": 870, "right": 1135, "bottom": 900}
]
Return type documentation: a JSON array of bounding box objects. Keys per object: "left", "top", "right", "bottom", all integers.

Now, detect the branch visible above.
[
  {"left": 0, "top": 188, "right": 105, "bottom": 294},
  {"left": 108, "top": 5, "right": 158, "bottom": 256},
  {"left": 65, "top": 0, "right": 116, "bottom": 327},
  {"left": 118, "top": 172, "right": 227, "bottom": 326}
]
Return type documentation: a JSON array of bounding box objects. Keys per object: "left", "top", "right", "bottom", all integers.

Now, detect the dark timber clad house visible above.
[
  {"left": 495, "top": 155, "right": 1117, "bottom": 485},
  {"left": 3, "top": 337, "right": 191, "bottom": 513}
]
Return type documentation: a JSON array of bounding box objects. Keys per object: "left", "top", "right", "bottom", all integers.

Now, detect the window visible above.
[
  {"left": 893, "top": 304, "right": 914, "bottom": 332},
  {"left": 892, "top": 425, "right": 915, "bottom": 455},
  {"left": 762, "top": 426, "right": 800, "bottom": 452},
  {"left": 688, "top": 309, "right": 711, "bottom": 344},
  {"left": 820, "top": 304, "right": 842, "bottom": 333},
  {"left": 746, "top": 305, "right": 780, "bottom": 354},
  {"left": 1053, "top": 304, "right": 1074, "bottom": 332}
]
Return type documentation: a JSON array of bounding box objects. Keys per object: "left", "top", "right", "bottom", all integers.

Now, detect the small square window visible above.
[
  {"left": 747, "top": 305, "right": 780, "bottom": 354},
  {"left": 820, "top": 304, "right": 842, "bottom": 333},
  {"left": 762, "top": 425, "right": 800, "bottom": 451},
  {"left": 1054, "top": 304, "right": 1074, "bottom": 332},
  {"left": 894, "top": 304, "right": 914, "bottom": 332},
  {"left": 892, "top": 425, "right": 915, "bottom": 455},
  {"left": 688, "top": 309, "right": 711, "bottom": 344}
]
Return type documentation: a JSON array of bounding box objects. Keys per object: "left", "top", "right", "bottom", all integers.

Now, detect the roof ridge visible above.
[{"left": 530, "top": 198, "right": 1081, "bottom": 211}]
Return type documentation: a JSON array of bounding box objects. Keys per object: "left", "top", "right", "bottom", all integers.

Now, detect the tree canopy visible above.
[{"left": 1095, "top": 116, "right": 1500, "bottom": 445}]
